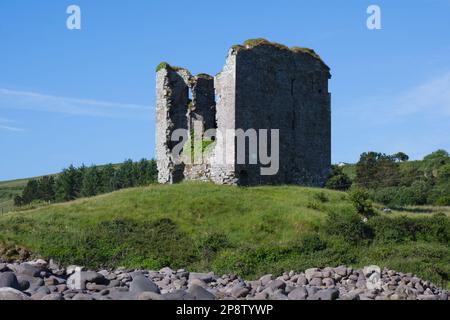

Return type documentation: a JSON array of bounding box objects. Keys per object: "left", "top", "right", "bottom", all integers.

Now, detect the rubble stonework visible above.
[{"left": 155, "top": 39, "right": 331, "bottom": 186}]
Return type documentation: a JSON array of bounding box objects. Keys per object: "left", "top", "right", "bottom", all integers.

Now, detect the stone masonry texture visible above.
[{"left": 155, "top": 39, "right": 331, "bottom": 186}]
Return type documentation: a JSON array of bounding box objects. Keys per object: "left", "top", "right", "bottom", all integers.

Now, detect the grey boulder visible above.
[
  {"left": 129, "top": 275, "right": 160, "bottom": 294},
  {"left": 0, "top": 287, "right": 31, "bottom": 300},
  {"left": 189, "top": 272, "right": 215, "bottom": 283},
  {"left": 187, "top": 284, "right": 216, "bottom": 300},
  {"left": 72, "top": 293, "right": 95, "bottom": 300},
  {"left": 137, "top": 292, "right": 166, "bottom": 300},
  {"left": 313, "top": 289, "right": 340, "bottom": 300},
  {"left": 0, "top": 272, "right": 20, "bottom": 290},
  {"left": 67, "top": 271, "right": 107, "bottom": 290},
  {"left": 162, "top": 290, "right": 195, "bottom": 300},
  {"left": 13, "top": 263, "right": 41, "bottom": 277},
  {"left": 41, "top": 293, "right": 63, "bottom": 300},
  {"left": 288, "top": 287, "right": 308, "bottom": 300}
]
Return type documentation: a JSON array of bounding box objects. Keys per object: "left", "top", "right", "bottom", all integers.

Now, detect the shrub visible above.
[
  {"left": 67, "top": 218, "right": 197, "bottom": 269},
  {"left": 415, "top": 213, "right": 450, "bottom": 244},
  {"left": 325, "top": 166, "right": 352, "bottom": 191},
  {"left": 437, "top": 163, "right": 450, "bottom": 184},
  {"left": 324, "top": 210, "right": 372, "bottom": 244},
  {"left": 436, "top": 196, "right": 450, "bottom": 206},
  {"left": 368, "top": 213, "right": 450, "bottom": 244},
  {"left": 368, "top": 187, "right": 396, "bottom": 206},
  {"left": 313, "top": 237, "right": 360, "bottom": 266},
  {"left": 294, "top": 233, "right": 327, "bottom": 254},
  {"left": 197, "top": 233, "right": 231, "bottom": 262},
  {"left": 211, "top": 246, "right": 293, "bottom": 278},
  {"left": 427, "top": 184, "right": 450, "bottom": 205},
  {"left": 306, "top": 201, "right": 321, "bottom": 211},
  {"left": 13, "top": 195, "right": 23, "bottom": 207},
  {"left": 395, "top": 181, "right": 429, "bottom": 206},
  {"left": 349, "top": 188, "right": 375, "bottom": 218},
  {"left": 313, "top": 192, "right": 329, "bottom": 203},
  {"left": 368, "top": 215, "right": 419, "bottom": 243}
]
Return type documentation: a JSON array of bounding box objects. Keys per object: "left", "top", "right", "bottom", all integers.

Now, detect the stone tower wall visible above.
[
  {"left": 156, "top": 67, "right": 218, "bottom": 184},
  {"left": 155, "top": 68, "right": 190, "bottom": 184},
  {"left": 210, "top": 51, "right": 238, "bottom": 184},
  {"left": 155, "top": 40, "right": 331, "bottom": 186},
  {"left": 232, "top": 44, "right": 331, "bottom": 185}
]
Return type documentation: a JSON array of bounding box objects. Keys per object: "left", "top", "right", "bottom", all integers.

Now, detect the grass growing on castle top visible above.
[
  {"left": 196, "top": 73, "right": 213, "bottom": 79},
  {"left": 0, "top": 182, "right": 449, "bottom": 287},
  {"left": 243, "top": 38, "right": 289, "bottom": 51},
  {"left": 290, "top": 47, "right": 322, "bottom": 60},
  {"left": 231, "top": 38, "right": 325, "bottom": 63},
  {"left": 155, "top": 62, "right": 183, "bottom": 73},
  {"left": 155, "top": 62, "right": 170, "bottom": 72}
]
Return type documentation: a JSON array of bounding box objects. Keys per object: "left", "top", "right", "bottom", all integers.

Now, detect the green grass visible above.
[
  {"left": 0, "top": 177, "right": 34, "bottom": 214},
  {"left": 0, "top": 182, "right": 449, "bottom": 287},
  {"left": 0, "top": 163, "right": 123, "bottom": 215},
  {"left": 231, "top": 38, "right": 324, "bottom": 62},
  {"left": 155, "top": 62, "right": 183, "bottom": 73}
]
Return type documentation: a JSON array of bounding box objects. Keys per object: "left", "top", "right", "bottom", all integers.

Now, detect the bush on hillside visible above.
[
  {"left": 13, "top": 195, "right": 23, "bottom": 207},
  {"left": 56, "top": 218, "right": 197, "bottom": 269},
  {"left": 324, "top": 210, "right": 372, "bottom": 244},
  {"left": 415, "top": 213, "right": 450, "bottom": 244},
  {"left": 428, "top": 184, "right": 450, "bottom": 206},
  {"left": 293, "top": 233, "right": 327, "bottom": 254},
  {"left": 369, "top": 181, "right": 430, "bottom": 207},
  {"left": 436, "top": 196, "right": 450, "bottom": 206},
  {"left": 198, "top": 233, "right": 231, "bottom": 262},
  {"left": 349, "top": 188, "right": 375, "bottom": 218},
  {"left": 368, "top": 213, "right": 450, "bottom": 244},
  {"left": 325, "top": 165, "right": 352, "bottom": 191},
  {"left": 368, "top": 215, "right": 419, "bottom": 243},
  {"left": 313, "top": 192, "right": 329, "bottom": 203}
]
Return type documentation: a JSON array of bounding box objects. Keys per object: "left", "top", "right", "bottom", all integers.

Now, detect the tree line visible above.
[
  {"left": 14, "top": 159, "right": 157, "bottom": 207},
  {"left": 326, "top": 149, "right": 450, "bottom": 207}
]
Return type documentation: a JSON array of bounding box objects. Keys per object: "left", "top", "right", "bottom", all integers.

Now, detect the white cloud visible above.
[
  {"left": 343, "top": 71, "right": 450, "bottom": 126},
  {"left": 334, "top": 72, "right": 450, "bottom": 161},
  {"left": 0, "top": 88, "right": 153, "bottom": 119},
  {"left": 0, "top": 117, "right": 24, "bottom": 132},
  {"left": 394, "top": 72, "right": 450, "bottom": 116},
  {"left": 0, "top": 124, "right": 25, "bottom": 132}
]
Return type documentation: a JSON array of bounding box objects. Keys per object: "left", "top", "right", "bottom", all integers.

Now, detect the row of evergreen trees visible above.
[{"left": 14, "top": 159, "right": 157, "bottom": 206}]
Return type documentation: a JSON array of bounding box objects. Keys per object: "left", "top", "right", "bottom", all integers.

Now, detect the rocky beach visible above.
[{"left": 0, "top": 258, "right": 448, "bottom": 301}]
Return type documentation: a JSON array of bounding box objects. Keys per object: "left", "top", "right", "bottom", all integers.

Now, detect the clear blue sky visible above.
[{"left": 1, "top": 0, "right": 450, "bottom": 180}]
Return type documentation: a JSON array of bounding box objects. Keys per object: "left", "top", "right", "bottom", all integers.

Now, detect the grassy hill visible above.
[
  {"left": 0, "top": 163, "right": 126, "bottom": 214},
  {"left": 0, "top": 178, "right": 33, "bottom": 214},
  {"left": 0, "top": 182, "right": 449, "bottom": 287}
]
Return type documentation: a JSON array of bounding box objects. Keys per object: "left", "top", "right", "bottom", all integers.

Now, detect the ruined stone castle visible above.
[{"left": 156, "top": 39, "right": 331, "bottom": 186}]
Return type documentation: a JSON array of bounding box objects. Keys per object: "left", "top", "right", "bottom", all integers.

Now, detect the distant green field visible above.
[
  {"left": 0, "top": 182, "right": 449, "bottom": 287},
  {"left": 0, "top": 178, "right": 30, "bottom": 214}
]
